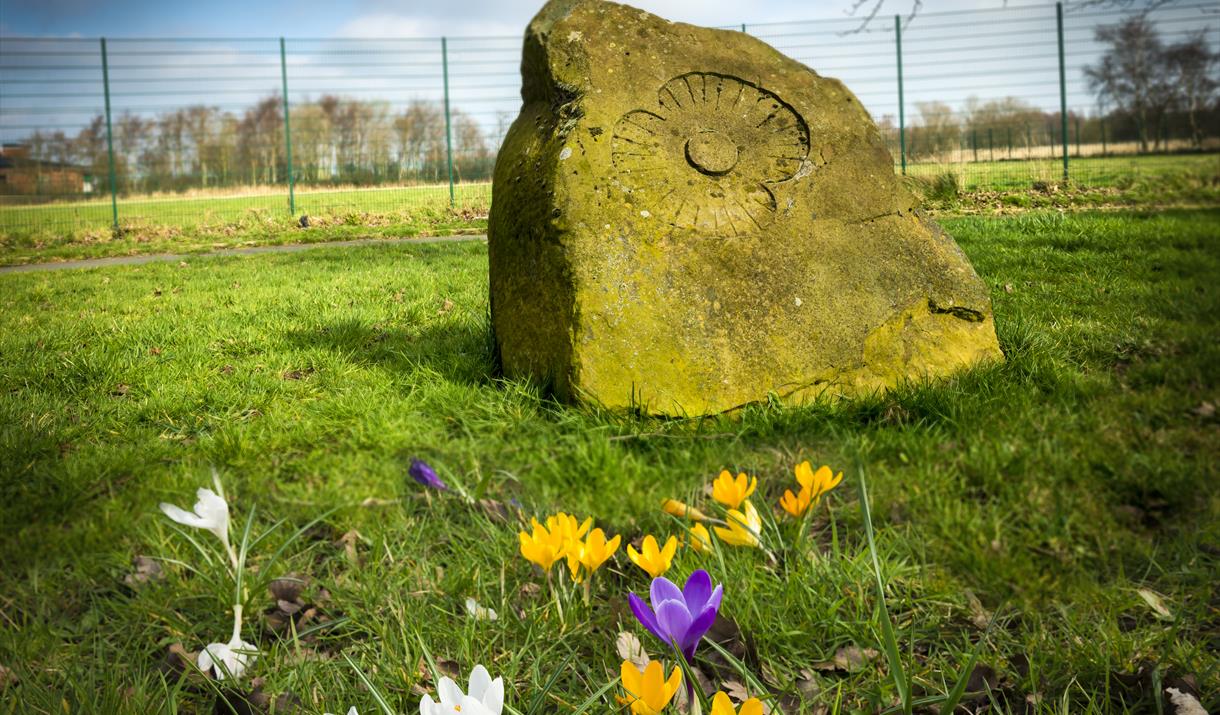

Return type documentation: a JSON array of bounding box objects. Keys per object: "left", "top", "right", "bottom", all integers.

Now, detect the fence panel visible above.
[{"left": 1, "top": 2, "right": 1217, "bottom": 236}]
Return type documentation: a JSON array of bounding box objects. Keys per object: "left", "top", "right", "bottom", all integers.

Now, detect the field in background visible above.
[{"left": 3, "top": 153, "right": 1218, "bottom": 240}]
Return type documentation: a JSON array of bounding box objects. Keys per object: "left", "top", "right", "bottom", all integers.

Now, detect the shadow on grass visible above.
[{"left": 283, "top": 315, "right": 496, "bottom": 387}]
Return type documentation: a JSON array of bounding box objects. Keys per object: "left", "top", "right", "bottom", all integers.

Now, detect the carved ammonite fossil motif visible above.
[{"left": 611, "top": 72, "right": 811, "bottom": 237}]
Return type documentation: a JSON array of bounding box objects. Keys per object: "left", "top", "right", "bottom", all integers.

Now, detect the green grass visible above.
[
  {"left": 900, "top": 151, "right": 1220, "bottom": 191},
  {"left": 0, "top": 181, "right": 492, "bottom": 235},
  {"left": 1, "top": 209, "right": 1218, "bottom": 714}
]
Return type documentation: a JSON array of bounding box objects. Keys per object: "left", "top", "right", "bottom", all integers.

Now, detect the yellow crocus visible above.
[
  {"left": 626, "top": 534, "right": 678, "bottom": 578},
  {"left": 779, "top": 486, "right": 813, "bottom": 518},
  {"left": 710, "top": 692, "right": 764, "bottom": 715},
  {"left": 661, "top": 498, "right": 709, "bottom": 522},
  {"left": 617, "top": 660, "right": 682, "bottom": 715},
  {"left": 519, "top": 518, "right": 566, "bottom": 571},
  {"left": 687, "top": 523, "right": 712, "bottom": 554},
  {"left": 547, "top": 512, "right": 593, "bottom": 543},
  {"left": 712, "top": 470, "right": 757, "bottom": 509},
  {"left": 794, "top": 461, "right": 844, "bottom": 501},
  {"left": 714, "top": 500, "right": 762, "bottom": 548},
  {"left": 566, "top": 527, "right": 621, "bottom": 581}
]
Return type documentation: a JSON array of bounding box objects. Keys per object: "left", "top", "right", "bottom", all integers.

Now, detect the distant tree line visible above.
[
  {"left": 877, "top": 17, "right": 1218, "bottom": 161},
  {"left": 14, "top": 95, "right": 502, "bottom": 196}
]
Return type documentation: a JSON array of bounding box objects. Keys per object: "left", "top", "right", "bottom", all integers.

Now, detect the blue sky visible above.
[
  {"left": 2, "top": 0, "right": 1014, "bottom": 39},
  {"left": 1, "top": 0, "right": 1213, "bottom": 145}
]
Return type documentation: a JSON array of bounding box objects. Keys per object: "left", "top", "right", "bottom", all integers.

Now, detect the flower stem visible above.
[{"left": 229, "top": 603, "right": 244, "bottom": 645}]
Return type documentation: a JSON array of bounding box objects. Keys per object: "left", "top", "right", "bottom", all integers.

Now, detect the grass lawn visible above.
[{"left": 1, "top": 209, "right": 1217, "bottom": 713}]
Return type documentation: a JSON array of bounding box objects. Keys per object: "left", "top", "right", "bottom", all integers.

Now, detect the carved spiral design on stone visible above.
[{"left": 612, "top": 72, "right": 810, "bottom": 237}]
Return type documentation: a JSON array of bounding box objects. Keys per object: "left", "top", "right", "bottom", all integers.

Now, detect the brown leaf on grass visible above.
[
  {"left": 476, "top": 499, "right": 511, "bottom": 524},
  {"left": 964, "top": 589, "right": 992, "bottom": 630},
  {"left": 220, "top": 364, "right": 235, "bottom": 375},
  {"left": 812, "top": 645, "right": 878, "bottom": 673},
  {"left": 415, "top": 656, "right": 461, "bottom": 690},
  {"left": 616, "top": 632, "right": 649, "bottom": 670},
  {"left": 111, "top": 383, "right": 130, "bottom": 397},
  {"left": 796, "top": 669, "right": 821, "bottom": 699},
  {"left": 269, "top": 574, "right": 307, "bottom": 604},
  {"left": 1166, "top": 686, "right": 1207, "bottom": 715},
  {"left": 437, "top": 298, "right": 454, "bottom": 315},
  {"left": 1137, "top": 588, "right": 1174, "bottom": 620},
  {"left": 1003, "top": 283, "right": 1015, "bottom": 293},
  {"left": 281, "top": 368, "right": 314, "bottom": 381},
  {"left": 336, "top": 529, "right": 366, "bottom": 566},
  {"left": 149, "top": 347, "right": 162, "bottom": 356},
  {"left": 124, "top": 555, "right": 164, "bottom": 586},
  {"left": 0, "top": 662, "right": 17, "bottom": 690},
  {"left": 160, "top": 642, "right": 197, "bottom": 677},
  {"left": 1189, "top": 401, "right": 1215, "bottom": 419}
]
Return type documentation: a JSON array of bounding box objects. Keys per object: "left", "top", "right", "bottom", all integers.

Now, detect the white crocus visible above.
[
  {"left": 325, "top": 709, "right": 358, "bottom": 715},
  {"left": 465, "top": 597, "right": 498, "bottom": 621},
  {"left": 160, "top": 480, "right": 238, "bottom": 570},
  {"left": 419, "top": 665, "right": 504, "bottom": 715},
  {"left": 197, "top": 605, "right": 257, "bottom": 680}
]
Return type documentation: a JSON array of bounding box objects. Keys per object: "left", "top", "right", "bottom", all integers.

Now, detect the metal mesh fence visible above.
[{"left": 1, "top": 1, "right": 1217, "bottom": 235}]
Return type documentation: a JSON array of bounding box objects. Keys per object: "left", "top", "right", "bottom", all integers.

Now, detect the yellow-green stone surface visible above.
[{"left": 489, "top": 0, "right": 1004, "bottom": 415}]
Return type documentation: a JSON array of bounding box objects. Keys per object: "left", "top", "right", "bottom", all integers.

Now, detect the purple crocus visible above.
[
  {"left": 628, "top": 569, "right": 722, "bottom": 663},
  {"left": 409, "top": 458, "right": 448, "bottom": 491}
]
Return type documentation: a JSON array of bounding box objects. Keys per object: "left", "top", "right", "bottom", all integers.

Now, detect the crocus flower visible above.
[
  {"left": 714, "top": 500, "right": 761, "bottom": 548},
  {"left": 325, "top": 709, "right": 358, "bottom": 715},
  {"left": 566, "top": 527, "right": 621, "bottom": 582},
  {"left": 712, "top": 470, "right": 757, "bottom": 509},
  {"left": 547, "top": 512, "right": 592, "bottom": 544},
  {"left": 794, "top": 461, "right": 843, "bottom": 500},
  {"left": 629, "top": 569, "right": 723, "bottom": 663},
  {"left": 661, "top": 498, "right": 709, "bottom": 522},
  {"left": 419, "top": 664, "right": 503, "bottom": 715},
  {"left": 617, "top": 660, "right": 682, "bottom": 715},
  {"left": 779, "top": 486, "right": 814, "bottom": 518},
  {"left": 160, "top": 485, "right": 237, "bottom": 569},
  {"left": 711, "top": 692, "right": 764, "bottom": 715},
  {"left": 519, "top": 518, "right": 567, "bottom": 572},
  {"left": 409, "top": 458, "right": 448, "bottom": 491},
  {"left": 627, "top": 535, "right": 678, "bottom": 578},
  {"left": 687, "top": 523, "right": 712, "bottom": 554},
  {"left": 465, "top": 597, "right": 498, "bottom": 621}
]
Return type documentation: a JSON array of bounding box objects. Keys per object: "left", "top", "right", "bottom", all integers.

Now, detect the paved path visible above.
[{"left": 0, "top": 234, "right": 488, "bottom": 275}]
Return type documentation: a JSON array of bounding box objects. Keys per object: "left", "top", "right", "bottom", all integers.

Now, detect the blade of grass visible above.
[{"left": 856, "top": 464, "right": 911, "bottom": 715}]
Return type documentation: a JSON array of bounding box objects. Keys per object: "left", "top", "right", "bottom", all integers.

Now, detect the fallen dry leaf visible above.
[
  {"left": 813, "top": 645, "right": 878, "bottom": 673},
  {"left": 1189, "top": 401, "right": 1215, "bottom": 419},
  {"left": 111, "top": 383, "right": 130, "bottom": 397},
  {"left": 124, "top": 555, "right": 164, "bottom": 586},
  {"left": 1166, "top": 687, "right": 1207, "bottom": 715},
  {"left": 616, "top": 631, "right": 649, "bottom": 670},
  {"left": 0, "top": 662, "right": 16, "bottom": 690},
  {"left": 437, "top": 298, "right": 455, "bottom": 315},
  {"left": 1137, "top": 588, "right": 1173, "bottom": 620}
]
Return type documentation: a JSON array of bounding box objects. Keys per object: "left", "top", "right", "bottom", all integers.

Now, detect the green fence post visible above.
[
  {"left": 1056, "top": 2, "right": 1069, "bottom": 182},
  {"left": 894, "top": 14, "right": 906, "bottom": 175},
  {"left": 279, "top": 38, "right": 296, "bottom": 216},
  {"left": 100, "top": 38, "right": 119, "bottom": 231},
  {"left": 441, "top": 36, "right": 456, "bottom": 208}
]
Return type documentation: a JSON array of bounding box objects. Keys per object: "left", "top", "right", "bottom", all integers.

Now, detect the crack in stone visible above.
[{"left": 928, "top": 299, "right": 985, "bottom": 322}]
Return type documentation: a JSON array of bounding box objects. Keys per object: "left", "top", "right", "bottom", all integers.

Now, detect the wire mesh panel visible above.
[
  {"left": 1, "top": 2, "right": 1217, "bottom": 237},
  {"left": 0, "top": 38, "right": 108, "bottom": 232}
]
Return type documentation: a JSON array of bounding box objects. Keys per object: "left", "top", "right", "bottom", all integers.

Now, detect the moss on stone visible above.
[{"left": 489, "top": 0, "right": 1003, "bottom": 415}]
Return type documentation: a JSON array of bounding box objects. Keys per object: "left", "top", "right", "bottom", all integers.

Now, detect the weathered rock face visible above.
[{"left": 489, "top": 0, "right": 1003, "bottom": 415}]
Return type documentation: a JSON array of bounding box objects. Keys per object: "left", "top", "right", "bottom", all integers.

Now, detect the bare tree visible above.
[
  {"left": 1162, "top": 30, "right": 1219, "bottom": 147},
  {"left": 1084, "top": 17, "right": 1175, "bottom": 151}
]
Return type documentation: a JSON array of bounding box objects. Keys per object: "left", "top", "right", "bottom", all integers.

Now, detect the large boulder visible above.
[{"left": 489, "top": 0, "right": 1003, "bottom": 415}]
